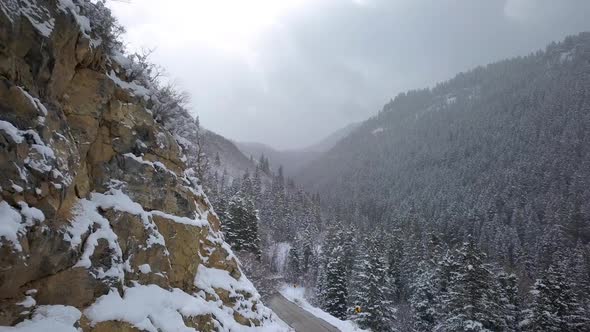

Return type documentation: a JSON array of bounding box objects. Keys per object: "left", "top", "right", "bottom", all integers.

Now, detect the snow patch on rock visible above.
[
  {"left": 0, "top": 201, "right": 45, "bottom": 251},
  {"left": 3, "top": 305, "right": 81, "bottom": 332},
  {"left": 85, "top": 284, "right": 290, "bottom": 332},
  {"left": 138, "top": 264, "right": 151, "bottom": 274}
]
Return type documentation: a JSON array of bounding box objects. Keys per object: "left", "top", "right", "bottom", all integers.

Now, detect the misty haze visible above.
[{"left": 0, "top": 0, "right": 589, "bottom": 331}]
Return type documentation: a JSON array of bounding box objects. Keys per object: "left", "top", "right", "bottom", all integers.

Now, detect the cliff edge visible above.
[{"left": 0, "top": 1, "right": 286, "bottom": 331}]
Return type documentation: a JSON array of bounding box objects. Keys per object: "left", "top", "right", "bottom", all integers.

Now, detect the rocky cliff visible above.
[{"left": 0, "top": 1, "right": 285, "bottom": 331}]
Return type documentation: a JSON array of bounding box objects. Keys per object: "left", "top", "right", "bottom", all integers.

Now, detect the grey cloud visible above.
[{"left": 114, "top": 0, "right": 590, "bottom": 149}]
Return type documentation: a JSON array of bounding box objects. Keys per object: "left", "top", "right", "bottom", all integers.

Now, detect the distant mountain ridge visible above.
[
  {"left": 237, "top": 122, "right": 360, "bottom": 176},
  {"left": 203, "top": 129, "right": 259, "bottom": 179},
  {"left": 304, "top": 121, "right": 361, "bottom": 152}
]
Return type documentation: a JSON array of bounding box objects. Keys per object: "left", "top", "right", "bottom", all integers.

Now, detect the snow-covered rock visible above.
[{"left": 0, "top": 1, "right": 287, "bottom": 330}]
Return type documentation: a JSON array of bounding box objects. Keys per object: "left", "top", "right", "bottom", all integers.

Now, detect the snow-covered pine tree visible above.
[
  {"left": 324, "top": 243, "right": 348, "bottom": 319},
  {"left": 252, "top": 166, "right": 263, "bottom": 207},
  {"left": 212, "top": 183, "right": 228, "bottom": 221},
  {"left": 570, "top": 243, "right": 590, "bottom": 305},
  {"left": 314, "top": 252, "right": 328, "bottom": 308},
  {"left": 322, "top": 227, "right": 349, "bottom": 319},
  {"left": 348, "top": 236, "right": 397, "bottom": 331},
  {"left": 241, "top": 171, "right": 254, "bottom": 197},
  {"left": 433, "top": 248, "right": 458, "bottom": 325},
  {"left": 522, "top": 261, "right": 589, "bottom": 331},
  {"left": 364, "top": 237, "right": 398, "bottom": 331},
  {"left": 386, "top": 230, "right": 404, "bottom": 301},
  {"left": 348, "top": 237, "right": 370, "bottom": 325},
  {"left": 442, "top": 237, "right": 504, "bottom": 331},
  {"left": 400, "top": 233, "right": 425, "bottom": 300},
  {"left": 223, "top": 192, "right": 260, "bottom": 255},
  {"left": 497, "top": 272, "right": 520, "bottom": 332},
  {"left": 223, "top": 194, "right": 243, "bottom": 250},
  {"left": 410, "top": 260, "right": 439, "bottom": 332},
  {"left": 242, "top": 196, "right": 261, "bottom": 257}
]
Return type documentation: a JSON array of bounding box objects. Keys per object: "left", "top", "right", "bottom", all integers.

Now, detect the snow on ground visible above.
[
  {"left": 108, "top": 70, "right": 150, "bottom": 99},
  {"left": 0, "top": 113, "right": 70, "bottom": 183},
  {"left": 0, "top": 201, "right": 45, "bottom": 251},
  {"left": 0, "top": 305, "right": 81, "bottom": 332},
  {"left": 84, "top": 283, "right": 291, "bottom": 332},
  {"left": 280, "top": 285, "right": 368, "bottom": 332},
  {"left": 56, "top": 0, "right": 91, "bottom": 36}
]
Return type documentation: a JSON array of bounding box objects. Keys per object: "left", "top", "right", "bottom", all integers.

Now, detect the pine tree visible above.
[
  {"left": 324, "top": 243, "right": 348, "bottom": 319},
  {"left": 222, "top": 192, "right": 260, "bottom": 256},
  {"left": 348, "top": 238, "right": 370, "bottom": 325},
  {"left": 314, "top": 253, "right": 328, "bottom": 307},
  {"left": 442, "top": 238, "right": 504, "bottom": 331},
  {"left": 570, "top": 243, "right": 590, "bottom": 304},
  {"left": 258, "top": 154, "right": 270, "bottom": 174},
  {"left": 497, "top": 272, "right": 520, "bottom": 332},
  {"left": 410, "top": 261, "right": 439, "bottom": 332},
  {"left": 387, "top": 230, "right": 404, "bottom": 301},
  {"left": 363, "top": 237, "right": 397, "bottom": 331},
  {"left": 214, "top": 152, "right": 221, "bottom": 167},
  {"left": 253, "top": 166, "right": 263, "bottom": 207},
  {"left": 223, "top": 193, "right": 244, "bottom": 250},
  {"left": 298, "top": 224, "right": 315, "bottom": 274},
  {"left": 242, "top": 196, "right": 261, "bottom": 257},
  {"left": 348, "top": 236, "right": 396, "bottom": 331},
  {"left": 322, "top": 228, "right": 349, "bottom": 319},
  {"left": 523, "top": 262, "right": 589, "bottom": 332},
  {"left": 241, "top": 171, "right": 253, "bottom": 197}
]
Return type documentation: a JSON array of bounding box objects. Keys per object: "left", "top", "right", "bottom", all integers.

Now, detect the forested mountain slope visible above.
[
  {"left": 295, "top": 33, "right": 590, "bottom": 330},
  {"left": 302, "top": 33, "right": 590, "bottom": 245},
  {"left": 237, "top": 141, "right": 315, "bottom": 177},
  {"left": 304, "top": 121, "right": 360, "bottom": 153},
  {"left": 203, "top": 129, "right": 260, "bottom": 180}
]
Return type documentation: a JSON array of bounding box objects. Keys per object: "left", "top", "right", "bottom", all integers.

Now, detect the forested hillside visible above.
[
  {"left": 178, "top": 32, "right": 590, "bottom": 332},
  {"left": 287, "top": 33, "right": 590, "bottom": 331},
  {"left": 203, "top": 129, "right": 260, "bottom": 180},
  {"left": 302, "top": 32, "right": 590, "bottom": 246},
  {"left": 203, "top": 160, "right": 325, "bottom": 299}
]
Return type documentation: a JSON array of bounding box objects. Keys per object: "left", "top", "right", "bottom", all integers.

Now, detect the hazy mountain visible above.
[
  {"left": 237, "top": 122, "right": 359, "bottom": 176},
  {"left": 203, "top": 129, "right": 259, "bottom": 179},
  {"left": 304, "top": 121, "right": 361, "bottom": 152}
]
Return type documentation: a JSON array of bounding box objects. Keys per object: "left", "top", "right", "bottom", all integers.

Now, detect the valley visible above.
[{"left": 0, "top": 1, "right": 589, "bottom": 332}]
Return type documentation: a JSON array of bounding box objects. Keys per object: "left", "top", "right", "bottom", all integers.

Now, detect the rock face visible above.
[{"left": 0, "top": 1, "right": 282, "bottom": 331}]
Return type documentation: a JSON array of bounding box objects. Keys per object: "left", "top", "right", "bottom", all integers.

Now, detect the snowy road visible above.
[{"left": 268, "top": 294, "right": 340, "bottom": 332}]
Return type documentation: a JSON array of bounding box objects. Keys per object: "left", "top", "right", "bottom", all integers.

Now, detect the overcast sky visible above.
[{"left": 108, "top": 0, "right": 590, "bottom": 149}]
